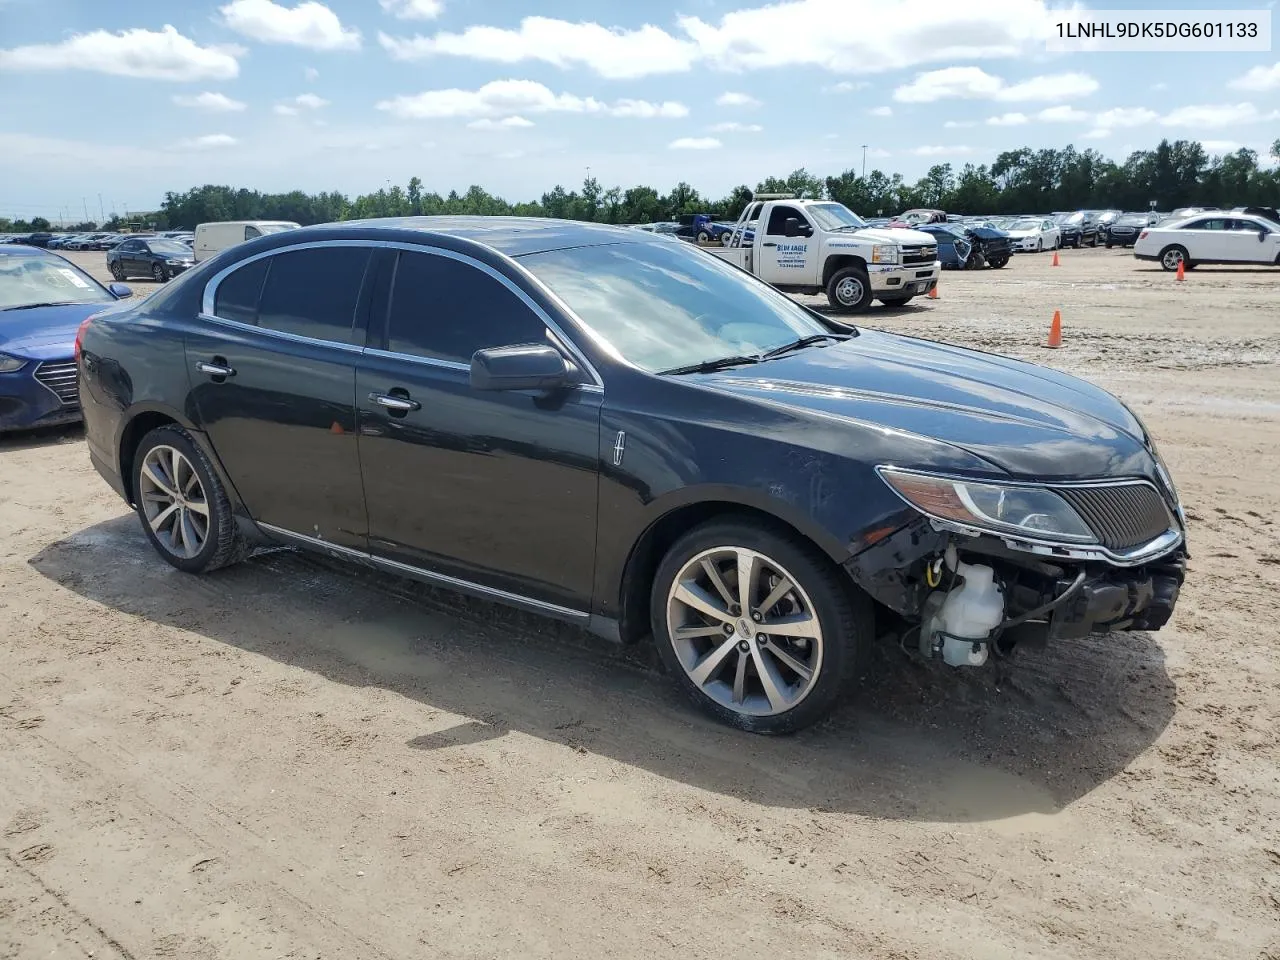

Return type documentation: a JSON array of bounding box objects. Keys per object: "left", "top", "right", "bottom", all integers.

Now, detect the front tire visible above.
[
  {"left": 697, "top": 230, "right": 711, "bottom": 243},
  {"left": 1160, "top": 245, "right": 1189, "bottom": 271},
  {"left": 825, "top": 266, "right": 873, "bottom": 313},
  {"left": 133, "top": 425, "right": 243, "bottom": 574},
  {"left": 650, "top": 519, "right": 870, "bottom": 734},
  {"left": 988, "top": 254, "right": 1009, "bottom": 268},
  {"left": 152, "top": 263, "right": 168, "bottom": 282}
]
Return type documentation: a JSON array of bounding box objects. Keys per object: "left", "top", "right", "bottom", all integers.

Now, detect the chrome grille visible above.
[
  {"left": 34, "top": 360, "right": 79, "bottom": 406},
  {"left": 1057, "top": 483, "right": 1174, "bottom": 552},
  {"left": 901, "top": 244, "right": 937, "bottom": 266}
]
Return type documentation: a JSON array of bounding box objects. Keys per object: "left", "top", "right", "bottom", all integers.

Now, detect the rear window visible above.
[
  {"left": 256, "top": 246, "right": 370, "bottom": 344},
  {"left": 212, "top": 258, "right": 269, "bottom": 325}
]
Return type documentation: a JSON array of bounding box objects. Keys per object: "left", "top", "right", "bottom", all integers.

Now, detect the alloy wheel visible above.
[
  {"left": 152, "top": 263, "right": 165, "bottom": 282},
  {"left": 834, "top": 276, "right": 864, "bottom": 307},
  {"left": 1162, "top": 248, "right": 1184, "bottom": 270},
  {"left": 138, "top": 445, "right": 209, "bottom": 560},
  {"left": 665, "top": 546, "right": 824, "bottom": 717}
]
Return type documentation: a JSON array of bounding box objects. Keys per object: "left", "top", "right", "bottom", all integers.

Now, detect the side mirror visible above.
[
  {"left": 470, "top": 343, "right": 571, "bottom": 392},
  {"left": 108, "top": 283, "right": 133, "bottom": 298},
  {"left": 783, "top": 217, "right": 807, "bottom": 238},
  {"left": 1260, "top": 230, "right": 1269, "bottom": 241}
]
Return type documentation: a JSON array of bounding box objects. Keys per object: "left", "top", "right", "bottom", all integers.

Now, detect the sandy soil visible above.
[{"left": 1, "top": 248, "right": 1278, "bottom": 960}]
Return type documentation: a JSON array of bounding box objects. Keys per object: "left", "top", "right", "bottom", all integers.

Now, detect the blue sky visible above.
[{"left": 1, "top": 0, "right": 1278, "bottom": 221}]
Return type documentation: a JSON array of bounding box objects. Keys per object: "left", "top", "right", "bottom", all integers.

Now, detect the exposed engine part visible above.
[{"left": 920, "top": 550, "right": 1004, "bottom": 668}]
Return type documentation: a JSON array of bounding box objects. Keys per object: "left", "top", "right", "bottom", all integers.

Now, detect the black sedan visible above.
[
  {"left": 106, "top": 237, "right": 194, "bottom": 282},
  {"left": 77, "top": 218, "right": 1188, "bottom": 733},
  {"left": 1103, "top": 213, "right": 1160, "bottom": 247}
]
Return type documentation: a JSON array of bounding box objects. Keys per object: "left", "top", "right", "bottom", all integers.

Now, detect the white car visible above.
[
  {"left": 1004, "top": 217, "right": 1061, "bottom": 252},
  {"left": 1134, "top": 213, "right": 1280, "bottom": 271}
]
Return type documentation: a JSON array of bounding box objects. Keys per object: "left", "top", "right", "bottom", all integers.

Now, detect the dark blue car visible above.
[
  {"left": 917, "top": 224, "right": 973, "bottom": 268},
  {"left": 0, "top": 247, "right": 133, "bottom": 432}
]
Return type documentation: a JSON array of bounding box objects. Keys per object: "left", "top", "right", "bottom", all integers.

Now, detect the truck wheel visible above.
[
  {"left": 697, "top": 229, "right": 712, "bottom": 243},
  {"left": 825, "top": 267, "right": 873, "bottom": 313},
  {"left": 721, "top": 233, "right": 734, "bottom": 247}
]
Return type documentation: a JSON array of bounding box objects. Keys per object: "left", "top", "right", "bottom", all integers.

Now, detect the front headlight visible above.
[
  {"left": 0, "top": 353, "right": 28, "bottom": 373},
  {"left": 878, "top": 467, "right": 1096, "bottom": 543},
  {"left": 870, "top": 245, "right": 899, "bottom": 264}
]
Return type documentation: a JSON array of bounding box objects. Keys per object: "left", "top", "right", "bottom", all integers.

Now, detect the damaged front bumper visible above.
[{"left": 844, "top": 517, "right": 1186, "bottom": 652}]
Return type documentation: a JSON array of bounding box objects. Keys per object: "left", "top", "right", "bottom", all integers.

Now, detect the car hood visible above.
[
  {"left": 1005, "top": 227, "right": 1038, "bottom": 237},
  {"left": 0, "top": 301, "right": 115, "bottom": 360},
  {"left": 697, "top": 330, "right": 1155, "bottom": 480},
  {"left": 849, "top": 226, "right": 937, "bottom": 246},
  {"left": 967, "top": 227, "right": 1010, "bottom": 239}
]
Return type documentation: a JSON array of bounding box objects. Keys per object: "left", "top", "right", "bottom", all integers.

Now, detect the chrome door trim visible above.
[{"left": 256, "top": 522, "right": 591, "bottom": 621}]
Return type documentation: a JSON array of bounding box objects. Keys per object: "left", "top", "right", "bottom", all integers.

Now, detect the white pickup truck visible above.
[{"left": 706, "top": 195, "right": 941, "bottom": 312}]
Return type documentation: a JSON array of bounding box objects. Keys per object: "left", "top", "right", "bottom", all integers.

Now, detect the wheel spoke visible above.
[
  {"left": 148, "top": 501, "right": 179, "bottom": 533},
  {"left": 750, "top": 644, "right": 789, "bottom": 712},
  {"left": 735, "top": 550, "right": 758, "bottom": 613},
  {"left": 169, "top": 508, "right": 186, "bottom": 553},
  {"left": 689, "top": 635, "right": 741, "bottom": 686},
  {"left": 142, "top": 460, "right": 177, "bottom": 499},
  {"left": 673, "top": 581, "right": 733, "bottom": 623},
  {"left": 757, "top": 576, "right": 794, "bottom": 616},
  {"left": 763, "top": 642, "right": 813, "bottom": 683},
  {"left": 760, "top": 612, "right": 820, "bottom": 638},
  {"left": 732, "top": 650, "right": 748, "bottom": 705},
  {"left": 180, "top": 510, "right": 202, "bottom": 557},
  {"left": 170, "top": 449, "right": 183, "bottom": 497},
  {"left": 185, "top": 496, "right": 209, "bottom": 517},
  {"left": 700, "top": 558, "right": 736, "bottom": 609},
  {"left": 673, "top": 624, "right": 728, "bottom": 641},
  {"left": 183, "top": 469, "right": 200, "bottom": 497}
]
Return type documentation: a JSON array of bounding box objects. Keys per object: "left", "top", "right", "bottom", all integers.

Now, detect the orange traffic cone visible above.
[
  {"left": 1051, "top": 250, "right": 1060, "bottom": 267},
  {"left": 927, "top": 284, "right": 939, "bottom": 299},
  {"left": 1175, "top": 260, "right": 1185, "bottom": 281},
  {"left": 1046, "top": 310, "right": 1063, "bottom": 348}
]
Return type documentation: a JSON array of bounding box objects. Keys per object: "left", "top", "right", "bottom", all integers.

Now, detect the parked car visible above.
[
  {"left": 916, "top": 224, "right": 973, "bottom": 268},
  {"left": 1134, "top": 212, "right": 1280, "bottom": 270},
  {"left": 1231, "top": 206, "right": 1280, "bottom": 225},
  {"left": 77, "top": 217, "right": 1187, "bottom": 733},
  {"left": 0, "top": 246, "right": 132, "bottom": 432},
  {"left": 22, "top": 232, "right": 54, "bottom": 248},
  {"left": 895, "top": 208, "right": 948, "bottom": 226},
  {"left": 1102, "top": 213, "right": 1159, "bottom": 248},
  {"left": 107, "top": 237, "right": 196, "bottom": 282},
  {"left": 90, "top": 234, "right": 126, "bottom": 251},
  {"left": 1004, "top": 217, "right": 1061, "bottom": 252},
  {"left": 956, "top": 223, "right": 1014, "bottom": 268},
  {"left": 1052, "top": 212, "right": 1099, "bottom": 248},
  {"left": 193, "top": 220, "right": 300, "bottom": 262}
]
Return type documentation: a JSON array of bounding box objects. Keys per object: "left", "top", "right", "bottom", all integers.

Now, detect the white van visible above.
[{"left": 193, "top": 220, "right": 301, "bottom": 262}]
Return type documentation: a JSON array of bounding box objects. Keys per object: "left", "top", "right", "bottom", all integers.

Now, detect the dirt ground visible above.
[{"left": 1, "top": 247, "right": 1278, "bottom": 960}]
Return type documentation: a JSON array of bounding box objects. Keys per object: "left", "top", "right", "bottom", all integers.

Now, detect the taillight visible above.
[
  {"left": 74, "top": 316, "right": 94, "bottom": 365},
  {"left": 1138, "top": 230, "right": 1149, "bottom": 240}
]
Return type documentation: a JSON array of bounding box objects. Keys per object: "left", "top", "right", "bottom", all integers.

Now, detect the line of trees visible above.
[{"left": 5, "top": 138, "right": 1279, "bottom": 235}]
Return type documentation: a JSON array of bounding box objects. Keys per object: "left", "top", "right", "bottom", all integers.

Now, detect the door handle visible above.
[
  {"left": 369, "top": 392, "right": 421, "bottom": 413},
  {"left": 762, "top": 242, "right": 777, "bottom": 248},
  {"left": 196, "top": 361, "right": 235, "bottom": 378}
]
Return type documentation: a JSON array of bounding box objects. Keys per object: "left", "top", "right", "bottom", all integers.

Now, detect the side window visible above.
[
  {"left": 1189, "top": 219, "right": 1224, "bottom": 230},
  {"left": 256, "top": 247, "right": 370, "bottom": 343},
  {"left": 765, "top": 205, "right": 806, "bottom": 235},
  {"left": 212, "top": 257, "right": 270, "bottom": 326},
  {"left": 1231, "top": 219, "right": 1264, "bottom": 232},
  {"left": 385, "top": 252, "right": 549, "bottom": 365},
  {"left": 119, "top": 240, "right": 139, "bottom": 252},
  {"left": 244, "top": 225, "right": 262, "bottom": 240}
]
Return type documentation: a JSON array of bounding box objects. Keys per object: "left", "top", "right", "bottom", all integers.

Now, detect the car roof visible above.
[{"left": 317, "top": 216, "right": 667, "bottom": 257}]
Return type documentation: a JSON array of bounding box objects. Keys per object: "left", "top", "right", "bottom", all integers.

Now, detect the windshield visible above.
[
  {"left": 1054, "top": 212, "right": 1083, "bottom": 225},
  {"left": 258, "top": 223, "right": 298, "bottom": 235},
  {"left": 148, "top": 240, "right": 192, "bottom": 256},
  {"left": 1117, "top": 214, "right": 1149, "bottom": 225},
  {"left": 521, "top": 241, "right": 830, "bottom": 372},
  {"left": 1011, "top": 219, "right": 1039, "bottom": 230},
  {"left": 0, "top": 256, "right": 111, "bottom": 310},
  {"left": 806, "top": 203, "right": 867, "bottom": 231}
]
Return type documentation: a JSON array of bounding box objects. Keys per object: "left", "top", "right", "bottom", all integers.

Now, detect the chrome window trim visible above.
[
  {"left": 200, "top": 238, "right": 603, "bottom": 388},
  {"left": 196, "top": 312, "right": 366, "bottom": 353},
  {"left": 257, "top": 522, "right": 589, "bottom": 620}
]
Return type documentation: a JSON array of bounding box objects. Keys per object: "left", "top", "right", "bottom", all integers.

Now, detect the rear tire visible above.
[
  {"left": 152, "top": 262, "right": 168, "bottom": 282},
  {"left": 133, "top": 425, "right": 243, "bottom": 574},
  {"left": 1159, "top": 245, "right": 1189, "bottom": 271},
  {"left": 825, "top": 266, "right": 873, "bottom": 313},
  {"left": 697, "top": 229, "right": 711, "bottom": 243},
  {"left": 988, "top": 254, "right": 1009, "bottom": 268},
  {"left": 110, "top": 262, "right": 126, "bottom": 281},
  {"left": 650, "top": 519, "right": 870, "bottom": 734}
]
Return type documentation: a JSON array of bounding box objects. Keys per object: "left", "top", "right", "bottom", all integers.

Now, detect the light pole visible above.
[
  {"left": 98, "top": 193, "right": 105, "bottom": 223},
  {"left": 861, "top": 144, "right": 868, "bottom": 179}
]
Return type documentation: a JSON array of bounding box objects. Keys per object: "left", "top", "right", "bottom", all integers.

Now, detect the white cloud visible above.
[
  {"left": 220, "top": 0, "right": 361, "bottom": 51},
  {"left": 716, "top": 91, "right": 760, "bottom": 107},
  {"left": 943, "top": 119, "right": 976, "bottom": 128},
  {"left": 670, "top": 137, "right": 721, "bottom": 150},
  {"left": 869, "top": 105, "right": 892, "bottom": 117},
  {"left": 894, "top": 66, "right": 1097, "bottom": 103},
  {"left": 1150, "top": 81, "right": 1167, "bottom": 92},
  {"left": 374, "top": 1, "right": 1063, "bottom": 80},
  {"left": 172, "top": 91, "right": 247, "bottom": 112},
  {"left": 910, "top": 145, "right": 972, "bottom": 156},
  {"left": 1093, "top": 107, "right": 1158, "bottom": 129},
  {"left": 379, "top": 0, "right": 444, "bottom": 19},
  {"left": 1229, "top": 62, "right": 1280, "bottom": 91},
  {"left": 987, "top": 112, "right": 1028, "bottom": 126},
  {"left": 377, "top": 80, "right": 687, "bottom": 120},
  {"left": 377, "top": 18, "right": 697, "bottom": 80},
  {"left": 1082, "top": 127, "right": 1111, "bottom": 140},
  {"left": 710, "top": 121, "right": 762, "bottom": 132},
  {"left": 468, "top": 116, "right": 535, "bottom": 130},
  {"left": 274, "top": 105, "right": 299, "bottom": 116},
  {"left": 611, "top": 99, "right": 689, "bottom": 118},
  {"left": 174, "top": 133, "right": 238, "bottom": 150},
  {"left": 274, "top": 93, "right": 329, "bottom": 115},
  {"left": 304, "top": 66, "right": 319, "bottom": 80},
  {"left": 0, "top": 25, "right": 241, "bottom": 81},
  {"left": 823, "top": 80, "right": 869, "bottom": 93},
  {"left": 1161, "top": 102, "right": 1277, "bottom": 129},
  {"left": 1037, "top": 104, "right": 1089, "bottom": 122}
]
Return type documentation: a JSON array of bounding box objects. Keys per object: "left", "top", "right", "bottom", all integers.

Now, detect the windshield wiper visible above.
[
  {"left": 759, "top": 333, "right": 846, "bottom": 360},
  {"left": 659, "top": 355, "right": 762, "bottom": 376},
  {"left": 1, "top": 301, "right": 85, "bottom": 311}
]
